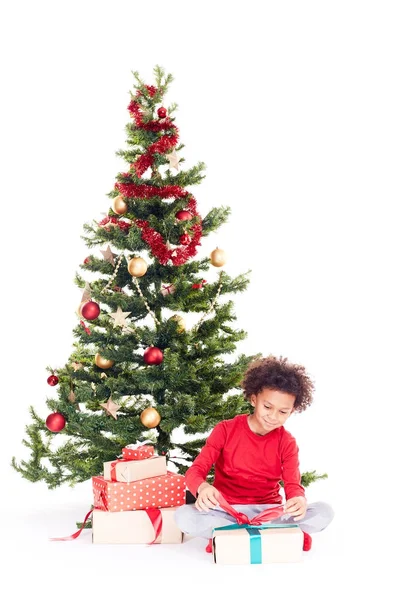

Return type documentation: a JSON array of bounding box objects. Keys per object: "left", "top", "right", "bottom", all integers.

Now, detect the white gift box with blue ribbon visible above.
[{"left": 212, "top": 522, "right": 303, "bottom": 565}]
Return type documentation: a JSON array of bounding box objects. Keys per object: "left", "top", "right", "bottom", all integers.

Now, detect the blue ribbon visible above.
[
  {"left": 248, "top": 527, "right": 262, "bottom": 564},
  {"left": 213, "top": 523, "right": 298, "bottom": 564}
]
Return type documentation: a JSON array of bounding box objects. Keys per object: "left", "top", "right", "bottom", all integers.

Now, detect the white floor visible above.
[{"left": 2, "top": 467, "right": 394, "bottom": 600}]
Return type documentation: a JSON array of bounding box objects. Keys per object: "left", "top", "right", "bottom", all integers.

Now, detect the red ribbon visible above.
[
  {"left": 161, "top": 284, "right": 175, "bottom": 295},
  {"left": 145, "top": 508, "right": 163, "bottom": 544},
  {"left": 49, "top": 508, "right": 93, "bottom": 541},
  {"left": 217, "top": 494, "right": 284, "bottom": 525},
  {"left": 109, "top": 458, "right": 132, "bottom": 481},
  {"left": 93, "top": 487, "right": 109, "bottom": 511}
]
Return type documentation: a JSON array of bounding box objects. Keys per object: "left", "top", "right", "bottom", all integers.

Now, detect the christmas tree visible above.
[
  {"left": 12, "top": 66, "right": 258, "bottom": 489},
  {"left": 12, "top": 66, "right": 326, "bottom": 492}
]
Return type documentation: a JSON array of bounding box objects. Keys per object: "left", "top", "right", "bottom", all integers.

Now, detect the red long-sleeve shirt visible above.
[{"left": 185, "top": 414, "right": 305, "bottom": 505}]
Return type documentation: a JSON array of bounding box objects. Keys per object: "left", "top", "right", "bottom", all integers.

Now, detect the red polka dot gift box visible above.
[
  {"left": 121, "top": 444, "right": 154, "bottom": 460},
  {"left": 92, "top": 472, "right": 185, "bottom": 512}
]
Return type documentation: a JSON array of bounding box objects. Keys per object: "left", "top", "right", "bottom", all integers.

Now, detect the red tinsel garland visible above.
[
  {"left": 98, "top": 216, "right": 132, "bottom": 231},
  {"left": 134, "top": 196, "right": 202, "bottom": 266},
  {"left": 136, "top": 219, "right": 202, "bottom": 266},
  {"left": 145, "top": 85, "right": 157, "bottom": 97},
  {"left": 98, "top": 87, "right": 204, "bottom": 266},
  {"left": 115, "top": 182, "right": 187, "bottom": 200},
  {"left": 98, "top": 192, "right": 202, "bottom": 266},
  {"left": 127, "top": 97, "right": 179, "bottom": 177}
]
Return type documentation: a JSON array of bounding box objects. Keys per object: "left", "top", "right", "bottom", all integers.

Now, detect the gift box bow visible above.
[
  {"left": 217, "top": 494, "right": 286, "bottom": 525},
  {"left": 124, "top": 441, "right": 153, "bottom": 450},
  {"left": 213, "top": 494, "right": 298, "bottom": 564}
]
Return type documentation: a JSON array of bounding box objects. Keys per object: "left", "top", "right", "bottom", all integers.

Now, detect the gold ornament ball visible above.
[
  {"left": 128, "top": 257, "right": 148, "bottom": 277},
  {"left": 169, "top": 314, "right": 186, "bottom": 333},
  {"left": 210, "top": 247, "right": 227, "bottom": 267},
  {"left": 112, "top": 195, "right": 128, "bottom": 215},
  {"left": 94, "top": 353, "right": 115, "bottom": 369},
  {"left": 140, "top": 406, "right": 161, "bottom": 428}
]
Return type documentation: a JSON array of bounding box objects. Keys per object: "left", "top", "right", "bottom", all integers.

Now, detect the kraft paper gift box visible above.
[
  {"left": 103, "top": 455, "right": 167, "bottom": 483},
  {"left": 212, "top": 523, "right": 304, "bottom": 565},
  {"left": 92, "top": 472, "right": 185, "bottom": 512},
  {"left": 92, "top": 507, "right": 183, "bottom": 544}
]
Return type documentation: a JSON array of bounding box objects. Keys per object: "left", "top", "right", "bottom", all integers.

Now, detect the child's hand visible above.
[
  {"left": 195, "top": 482, "right": 220, "bottom": 512},
  {"left": 284, "top": 496, "right": 307, "bottom": 521}
]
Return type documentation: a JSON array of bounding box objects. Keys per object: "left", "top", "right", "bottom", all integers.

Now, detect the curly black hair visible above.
[{"left": 241, "top": 355, "right": 315, "bottom": 413}]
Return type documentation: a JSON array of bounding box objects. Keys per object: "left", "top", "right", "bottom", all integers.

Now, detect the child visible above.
[{"left": 174, "top": 355, "right": 334, "bottom": 552}]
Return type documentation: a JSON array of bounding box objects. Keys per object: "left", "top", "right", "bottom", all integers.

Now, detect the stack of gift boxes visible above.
[{"left": 91, "top": 442, "right": 185, "bottom": 544}]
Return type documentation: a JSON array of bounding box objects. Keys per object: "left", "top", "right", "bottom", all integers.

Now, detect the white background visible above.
[{"left": 0, "top": 1, "right": 399, "bottom": 597}]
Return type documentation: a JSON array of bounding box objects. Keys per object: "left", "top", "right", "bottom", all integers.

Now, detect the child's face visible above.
[{"left": 249, "top": 388, "right": 296, "bottom": 435}]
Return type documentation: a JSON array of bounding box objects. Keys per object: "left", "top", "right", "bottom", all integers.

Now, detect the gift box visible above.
[
  {"left": 212, "top": 523, "right": 303, "bottom": 565},
  {"left": 92, "top": 472, "right": 185, "bottom": 512},
  {"left": 103, "top": 455, "right": 167, "bottom": 483},
  {"left": 92, "top": 507, "right": 183, "bottom": 544},
  {"left": 211, "top": 494, "right": 304, "bottom": 565},
  {"left": 121, "top": 444, "right": 154, "bottom": 460}
]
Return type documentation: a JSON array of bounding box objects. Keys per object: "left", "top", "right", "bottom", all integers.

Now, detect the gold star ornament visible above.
[
  {"left": 100, "top": 397, "right": 120, "bottom": 420},
  {"left": 71, "top": 362, "right": 83, "bottom": 371},
  {"left": 81, "top": 282, "right": 92, "bottom": 303},
  {"left": 166, "top": 148, "right": 180, "bottom": 171},
  {"left": 101, "top": 245, "right": 116, "bottom": 265},
  {"left": 109, "top": 306, "right": 131, "bottom": 327}
]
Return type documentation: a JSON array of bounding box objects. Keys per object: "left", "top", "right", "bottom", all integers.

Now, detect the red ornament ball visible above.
[
  {"left": 143, "top": 346, "right": 164, "bottom": 365},
  {"left": 179, "top": 233, "right": 191, "bottom": 245},
  {"left": 46, "top": 412, "right": 66, "bottom": 433},
  {"left": 47, "top": 375, "right": 59, "bottom": 386},
  {"left": 81, "top": 301, "right": 100, "bottom": 321},
  {"left": 83, "top": 257, "right": 91, "bottom": 265},
  {"left": 175, "top": 210, "right": 193, "bottom": 221},
  {"left": 157, "top": 107, "right": 167, "bottom": 118}
]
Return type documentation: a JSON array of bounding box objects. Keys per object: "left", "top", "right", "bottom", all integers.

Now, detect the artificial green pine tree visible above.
[
  {"left": 12, "top": 66, "right": 326, "bottom": 492},
  {"left": 12, "top": 66, "right": 257, "bottom": 488}
]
